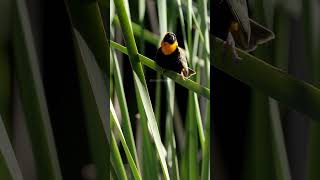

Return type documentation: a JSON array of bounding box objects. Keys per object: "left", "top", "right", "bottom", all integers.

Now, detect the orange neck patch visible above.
[
  {"left": 229, "top": 21, "right": 239, "bottom": 33},
  {"left": 161, "top": 41, "right": 178, "bottom": 55}
]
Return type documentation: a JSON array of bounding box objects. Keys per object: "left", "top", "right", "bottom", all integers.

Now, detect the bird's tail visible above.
[
  {"left": 246, "top": 19, "right": 275, "bottom": 52},
  {"left": 183, "top": 68, "right": 196, "bottom": 78}
]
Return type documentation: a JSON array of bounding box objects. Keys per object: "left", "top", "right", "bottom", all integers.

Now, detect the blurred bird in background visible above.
[{"left": 213, "top": 0, "right": 275, "bottom": 59}]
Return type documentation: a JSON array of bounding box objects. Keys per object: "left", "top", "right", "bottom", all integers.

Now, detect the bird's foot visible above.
[
  {"left": 223, "top": 32, "right": 242, "bottom": 61},
  {"left": 180, "top": 71, "right": 186, "bottom": 80}
]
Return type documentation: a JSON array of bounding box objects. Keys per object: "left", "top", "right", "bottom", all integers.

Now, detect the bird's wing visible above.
[
  {"left": 246, "top": 19, "right": 275, "bottom": 51},
  {"left": 226, "top": 0, "right": 251, "bottom": 42},
  {"left": 178, "top": 47, "right": 189, "bottom": 70},
  {"left": 155, "top": 47, "right": 162, "bottom": 61}
]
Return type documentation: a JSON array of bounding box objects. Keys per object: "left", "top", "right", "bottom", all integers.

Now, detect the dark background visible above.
[{"left": 3, "top": 0, "right": 318, "bottom": 179}]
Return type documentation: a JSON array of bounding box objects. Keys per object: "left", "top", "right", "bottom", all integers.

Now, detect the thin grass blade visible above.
[
  {"left": 64, "top": 0, "right": 109, "bottom": 77},
  {"left": 269, "top": 6, "right": 291, "bottom": 180},
  {"left": 13, "top": 0, "right": 62, "bottom": 178},
  {"left": 157, "top": 0, "right": 167, "bottom": 36},
  {"left": 110, "top": 133, "right": 128, "bottom": 180},
  {"left": 201, "top": 102, "right": 210, "bottom": 180},
  {"left": 186, "top": 93, "right": 199, "bottom": 180},
  {"left": 0, "top": 115, "right": 23, "bottom": 180},
  {"left": 197, "top": 0, "right": 210, "bottom": 84},
  {"left": 112, "top": 50, "right": 140, "bottom": 168},
  {"left": 304, "top": 1, "right": 320, "bottom": 180},
  {"left": 73, "top": 29, "right": 109, "bottom": 180},
  {"left": 0, "top": 47, "right": 11, "bottom": 135},
  {"left": 176, "top": 0, "right": 189, "bottom": 53},
  {"left": 269, "top": 98, "right": 292, "bottom": 180},
  {"left": 110, "top": 100, "right": 141, "bottom": 180},
  {"left": 139, "top": 0, "right": 146, "bottom": 22}
]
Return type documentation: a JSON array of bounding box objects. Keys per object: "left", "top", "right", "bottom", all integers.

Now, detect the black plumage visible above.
[
  {"left": 156, "top": 47, "right": 184, "bottom": 73},
  {"left": 155, "top": 33, "right": 195, "bottom": 78}
]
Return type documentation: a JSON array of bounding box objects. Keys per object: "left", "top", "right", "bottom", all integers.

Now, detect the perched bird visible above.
[
  {"left": 155, "top": 32, "right": 196, "bottom": 79},
  {"left": 213, "top": 0, "right": 275, "bottom": 59}
]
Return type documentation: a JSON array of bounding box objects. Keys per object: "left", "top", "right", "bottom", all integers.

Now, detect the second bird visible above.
[{"left": 213, "top": 0, "right": 275, "bottom": 59}]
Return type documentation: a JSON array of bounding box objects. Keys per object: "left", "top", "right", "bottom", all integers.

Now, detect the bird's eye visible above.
[
  {"left": 172, "top": 34, "right": 176, "bottom": 39},
  {"left": 170, "top": 36, "right": 174, "bottom": 42},
  {"left": 170, "top": 33, "right": 176, "bottom": 41}
]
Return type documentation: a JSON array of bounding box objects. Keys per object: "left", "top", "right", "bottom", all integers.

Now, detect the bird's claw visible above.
[
  {"left": 180, "top": 72, "right": 186, "bottom": 80},
  {"left": 223, "top": 32, "right": 242, "bottom": 61}
]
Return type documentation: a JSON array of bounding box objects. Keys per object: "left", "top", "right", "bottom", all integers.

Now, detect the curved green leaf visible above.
[{"left": 213, "top": 37, "right": 320, "bottom": 121}]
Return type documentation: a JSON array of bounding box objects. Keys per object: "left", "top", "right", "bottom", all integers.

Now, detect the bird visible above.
[
  {"left": 213, "top": 0, "right": 275, "bottom": 59},
  {"left": 155, "top": 32, "right": 196, "bottom": 79}
]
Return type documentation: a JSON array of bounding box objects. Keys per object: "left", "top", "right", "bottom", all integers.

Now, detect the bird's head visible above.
[{"left": 161, "top": 32, "right": 178, "bottom": 55}]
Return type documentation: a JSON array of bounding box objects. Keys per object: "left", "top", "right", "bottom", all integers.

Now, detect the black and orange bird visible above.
[
  {"left": 155, "top": 32, "right": 196, "bottom": 79},
  {"left": 213, "top": 0, "right": 275, "bottom": 59}
]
